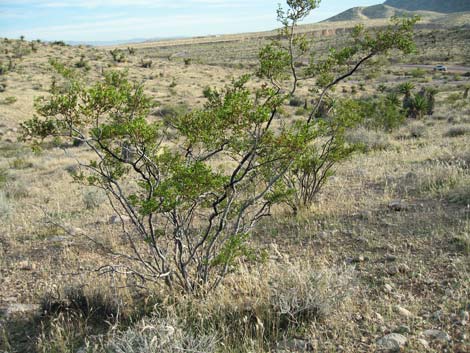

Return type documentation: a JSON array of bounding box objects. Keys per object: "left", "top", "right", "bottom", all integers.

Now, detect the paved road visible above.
[{"left": 399, "top": 64, "right": 470, "bottom": 73}]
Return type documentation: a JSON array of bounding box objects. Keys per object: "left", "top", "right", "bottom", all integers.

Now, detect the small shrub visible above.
[
  {"left": 51, "top": 41, "right": 67, "bottom": 46},
  {"left": 141, "top": 59, "right": 153, "bottom": 68},
  {"left": 110, "top": 49, "right": 126, "bottom": 63},
  {"left": 82, "top": 188, "right": 107, "bottom": 210},
  {"left": 74, "top": 55, "right": 90, "bottom": 70},
  {"left": 1, "top": 96, "right": 16, "bottom": 105},
  {"left": 409, "top": 68, "right": 426, "bottom": 78},
  {"left": 0, "top": 168, "right": 8, "bottom": 187},
  {"left": 288, "top": 95, "right": 303, "bottom": 107},
  {"left": 445, "top": 125, "right": 470, "bottom": 137},
  {"left": 184, "top": 58, "right": 192, "bottom": 66},
  {"left": 5, "top": 180, "right": 28, "bottom": 199},
  {"left": 9, "top": 158, "right": 33, "bottom": 169},
  {"left": 0, "top": 190, "right": 11, "bottom": 220},
  {"left": 447, "top": 181, "right": 470, "bottom": 207},
  {"left": 345, "top": 128, "right": 391, "bottom": 152},
  {"left": 408, "top": 121, "right": 427, "bottom": 138}
]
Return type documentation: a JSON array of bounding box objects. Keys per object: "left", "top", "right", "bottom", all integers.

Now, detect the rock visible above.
[
  {"left": 422, "top": 329, "right": 451, "bottom": 342},
  {"left": 17, "top": 261, "right": 34, "bottom": 271},
  {"left": 395, "top": 306, "right": 413, "bottom": 319},
  {"left": 387, "top": 266, "right": 400, "bottom": 276},
  {"left": 388, "top": 200, "right": 408, "bottom": 212},
  {"left": 377, "top": 333, "right": 407, "bottom": 352},
  {"left": 393, "top": 325, "right": 411, "bottom": 334},
  {"left": 68, "top": 227, "right": 84, "bottom": 236},
  {"left": 384, "top": 284, "right": 394, "bottom": 293},
  {"left": 375, "top": 312, "right": 385, "bottom": 323},
  {"left": 351, "top": 255, "right": 367, "bottom": 263},
  {"left": 276, "top": 338, "right": 312, "bottom": 352},
  {"left": 384, "top": 254, "right": 397, "bottom": 262},
  {"left": 417, "top": 338, "right": 429, "bottom": 348}
]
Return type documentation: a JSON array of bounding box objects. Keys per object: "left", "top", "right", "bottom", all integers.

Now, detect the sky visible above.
[{"left": 0, "top": 0, "right": 383, "bottom": 42}]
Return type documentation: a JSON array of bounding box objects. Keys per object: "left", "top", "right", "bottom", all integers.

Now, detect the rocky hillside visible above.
[
  {"left": 324, "top": 4, "right": 429, "bottom": 22},
  {"left": 385, "top": 0, "right": 470, "bottom": 13},
  {"left": 325, "top": 0, "right": 470, "bottom": 22}
]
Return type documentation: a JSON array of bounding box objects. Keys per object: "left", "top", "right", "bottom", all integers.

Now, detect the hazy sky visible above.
[{"left": 0, "top": 0, "right": 383, "bottom": 42}]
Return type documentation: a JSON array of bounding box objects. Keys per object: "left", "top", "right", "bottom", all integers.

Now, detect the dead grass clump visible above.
[
  {"left": 40, "top": 286, "right": 121, "bottom": 325},
  {"left": 82, "top": 188, "right": 107, "bottom": 210},
  {"left": 345, "top": 127, "right": 392, "bottom": 152},
  {"left": 158, "top": 261, "right": 357, "bottom": 352},
  {"left": 5, "top": 179, "right": 29, "bottom": 200},
  {"left": 446, "top": 180, "right": 470, "bottom": 206},
  {"left": 105, "top": 316, "right": 218, "bottom": 353},
  {"left": 445, "top": 125, "right": 470, "bottom": 137},
  {"left": 408, "top": 121, "right": 427, "bottom": 138}
]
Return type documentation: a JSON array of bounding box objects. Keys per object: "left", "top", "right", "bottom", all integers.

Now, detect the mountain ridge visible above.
[
  {"left": 324, "top": 0, "right": 470, "bottom": 23},
  {"left": 384, "top": 0, "right": 470, "bottom": 14}
]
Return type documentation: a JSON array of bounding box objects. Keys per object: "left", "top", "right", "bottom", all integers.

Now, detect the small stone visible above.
[
  {"left": 375, "top": 312, "right": 384, "bottom": 323},
  {"left": 395, "top": 306, "right": 413, "bottom": 318},
  {"left": 384, "top": 284, "right": 394, "bottom": 293},
  {"left": 461, "top": 311, "right": 469, "bottom": 321},
  {"left": 387, "top": 266, "right": 400, "bottom": 276},
  {"left": 394, "top": 325, "right": 411, "bottom": 334},
  {"left": 417, "top": 338, "right": 429, "bottom": 348},
  {"left": 422, "top": 329, "right": 451, "bottom": 342},
  {"left": 68, "top": 227, "right": 84, "bottom": 236},
  {"left": 398, "top": 263, "right": 410, "bottom": 273},
  {"left": 377, "top": 333, "right": 407, "bottom": 352},
  {"left": 18, "top": 261, "right": 34, "bottom": 271},
  {"left": 384, "top": 254, "right": 397, "bottom": 262},
  {"left": 352, "top": 255, "right": 367, "bottom": 263}
]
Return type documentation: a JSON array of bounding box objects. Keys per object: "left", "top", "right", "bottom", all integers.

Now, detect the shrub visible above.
[
  {"left": 105, "top": 316, "right": 218, "bottom": 353},
  {"left": 409, "top": 68, "right": 426, "bottom": 78},
  {"left": 141, "top": 59, "right": 153, "bottom": 68},
  {"left": 289, "top": 95, "right": 304, "bottom": 107},
  {"left": 22, "top": 3, "right": 418, "bottom": 293},
  {"left": 74, "top": 55, "right": 90, "bottom": 70},
  {"left": 409, "top": 121, "right": 427, "bottom": 138},
  {"left": 445, "top": 125, "right": 470, "bottom": 137},
  {"left": 0, "top": 190, "right": 11, "bottom": 220},
  {"left": 51, "top": 40, "right": 67, "bottom": 46},
  {"left": 345, "top": 127, "right": 391, "bottom": 152},
  {"left": 82, "top": 188, "right": 107, "bottom": 210},
  {"left": 110, "top": 49, "right": 126, "bottom": 63},
  {"left": 1, "top": 96, "right": 16, "bottom": 105}
]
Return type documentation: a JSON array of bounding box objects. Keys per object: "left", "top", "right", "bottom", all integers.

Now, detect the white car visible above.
[{"left": 433, "top": 65, "right": 448, "bottom": 72}]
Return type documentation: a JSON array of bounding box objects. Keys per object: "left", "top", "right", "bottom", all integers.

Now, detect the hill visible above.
[
  {"left": 324, "top": 4, "right": 439, "bottom": 22},
  {"left": 385, "top": 0, "right": 470, "bottom": 13}
]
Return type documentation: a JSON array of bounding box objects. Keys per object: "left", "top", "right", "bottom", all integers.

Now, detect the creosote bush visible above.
[{"left": 21, "top": 0, "right": 418, "bottom": 294}]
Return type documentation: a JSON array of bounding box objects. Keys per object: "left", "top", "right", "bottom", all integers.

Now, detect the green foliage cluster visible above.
[
  {"left": 399, "top": 82, "right": 437, "bottom": 119},
  {"left": 110, "top": 49, "right": 126, "bottom": 63},
  {"left": 21, "top": 1, "right": 418, "bottom": 294}
]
